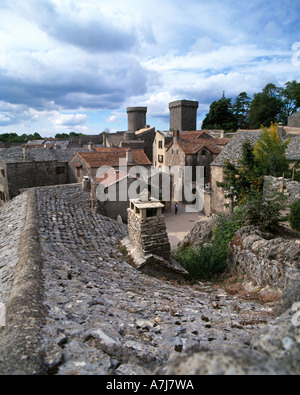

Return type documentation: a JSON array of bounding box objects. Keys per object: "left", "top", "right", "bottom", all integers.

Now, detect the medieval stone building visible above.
[{"left": 0, "top": 146, "right": 85, "bottom": 204}]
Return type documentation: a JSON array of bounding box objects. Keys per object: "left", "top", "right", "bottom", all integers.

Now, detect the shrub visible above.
[
  {"left": 289, "top": 200, "right": 300, "bottom": 232},
  {"left": 175, "top": 212, "right": 242, "bottom": 281},
  {"left": 241, "top": 192, "right": 285, "bottom": 232}
]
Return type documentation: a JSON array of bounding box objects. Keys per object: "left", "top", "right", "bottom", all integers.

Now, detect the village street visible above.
[{"left": 164, "top": 203, "right": 209, "bottom": 250}]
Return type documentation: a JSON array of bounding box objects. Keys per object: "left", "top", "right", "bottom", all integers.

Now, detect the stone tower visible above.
[
  {"left": 169, "top": 100, "right": 199, "bottom": 132},
  {"left": 127, "top": 107, "right": 147, "bottom": 132}
]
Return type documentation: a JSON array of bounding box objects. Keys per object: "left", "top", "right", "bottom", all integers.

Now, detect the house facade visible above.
[{"left": 166, "top": 138, "right": 223, "bottom": 203}]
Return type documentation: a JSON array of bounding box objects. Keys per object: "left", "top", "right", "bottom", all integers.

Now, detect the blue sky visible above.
[{"left": 0, "top": 0, "right": 300, "bottom": 137}]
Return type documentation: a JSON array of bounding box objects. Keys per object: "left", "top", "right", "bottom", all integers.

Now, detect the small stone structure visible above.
[{"left": 121, "top": 190, "right": 187, "bottom": 279}]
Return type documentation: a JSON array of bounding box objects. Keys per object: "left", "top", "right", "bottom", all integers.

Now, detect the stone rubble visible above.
[{"left": 36, "top": 185, "right": 277, "bottom": 375}]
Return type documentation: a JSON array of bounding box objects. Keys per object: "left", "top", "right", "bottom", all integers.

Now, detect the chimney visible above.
[
  {"left": 88, "top": 141, "right": 94, "bottom": 151},
  {"left": 126, "top": 149, "right": 133, "bottom": 164},
  {"left": 173, "top": 130, "right": 180, "bottom": 143},
  {"left": 82, "top": 176, "right": 91, "bottom": 191},
  {"left": 277, "top": 123, "right": 285, "bottom": 138},
  {"left": 23, "top": 144, "right": 28, "bottom": 160}
]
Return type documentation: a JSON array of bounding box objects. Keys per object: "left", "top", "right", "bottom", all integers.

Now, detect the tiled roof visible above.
[
  {"left": 78, "top": 148, "right": 152, "bottom": 168},
  {"left": 180, "top": 131, "right": 214, "bottom": 140},
  {"left": 167, "top": 139, "right": 222, "bottom": 155},
  {"left": 213, "top": 138, "right": 231, "bottom": 145}
]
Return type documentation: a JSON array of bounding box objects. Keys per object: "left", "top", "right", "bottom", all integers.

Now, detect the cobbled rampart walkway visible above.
[
  {"left": 34, "top": 185, "right": 275, "bottom": 375},
  {"left": 2, "top": 184, "right": 297, "bottom": 374}
]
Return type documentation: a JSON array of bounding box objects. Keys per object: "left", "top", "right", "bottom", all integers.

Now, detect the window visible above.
[
  {"left": 76, "top": 167, "right": 82, "bottom": 178},
  {"left": 146, "top": 208, "right": 157, "bottom": 218},
  {"left": 56, "top": 167, "right": 65, "bottom": 175},
  {"left": 0, "top": 191, "right": 5, "bottom": 202},
  {"left": 201, "top": 150, "right": 206, "bottom": 156},
  {"left": 0, "top": 169, "right": 5, "bottom": 177},
  {"left": 158, "top": 141, "right": 163, "bottom": 149},
  {"left": 158, "top": 155, "right": 164, "bottom": 163}
]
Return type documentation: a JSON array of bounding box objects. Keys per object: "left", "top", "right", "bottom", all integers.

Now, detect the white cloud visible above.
[
  {"left": 53, "top": 113, "right": 89, "bottom": 127},
  {"left": 0, "top": 0, "right": 300, "bottom": 134}
]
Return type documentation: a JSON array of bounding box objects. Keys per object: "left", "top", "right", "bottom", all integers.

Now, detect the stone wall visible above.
[
  {"left": 228, "top": 226, "right": 300, "bottom": 294},
  {"left": 0, "top": 157, "right": 8, "bottom": 203},
  {"left": 210, "top": 165, "right": 228, "bottom": 215},
  {"left": 288, "top": 111, "right": 300, "bottom": 127},
  {"left": 6, "top": 161, "right": 71, "bottom": 199},
  {"left": 264, "top": 176, "right": 300, "bottom": 205},
  {"left": 0, "top": 193, "right": 28, "bottom": 304}
]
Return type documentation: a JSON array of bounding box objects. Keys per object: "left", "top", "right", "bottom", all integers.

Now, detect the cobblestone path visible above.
[{"left": 36, "top": 185, "right": 275, "bottom": 375}]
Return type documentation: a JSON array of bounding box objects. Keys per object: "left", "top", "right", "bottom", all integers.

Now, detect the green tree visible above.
[
  {"left": 218, "top": 123, "right": 290, "bottom": 206},
  {"left": 233, "top": 92, "right": 251, "bottom": 129},
  {"left": 253, "top": 123, "right": 290, "bottom": 177},
  {"left": 278, "top": 80, "right": 300, "bottom": 124},
  {"left": 241, "top": 192, "right": 285, "bottom": 232},
  {"left": 55, "top": 133, "right": 69, "bottom": 139},
  {"left": 289, "top": 200, "right": 300, "bottom": 232},
  {"left": 202, "top": 95, "right": 238, "bottom": 131},
  {"left": 249, "top": 83, "right": 283, "bottom": 128},
  {"left": 218, "top": 141, "right": 264, "bottom": 206}
]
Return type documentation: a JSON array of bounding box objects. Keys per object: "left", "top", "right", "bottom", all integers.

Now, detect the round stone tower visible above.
[{"left": 127, "top": 107, "right": 147, "bottom": 132}]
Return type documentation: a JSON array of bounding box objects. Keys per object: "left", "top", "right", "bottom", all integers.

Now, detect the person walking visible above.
[{"left": 175, "top": 202, "right": 179, "bottom": 215}]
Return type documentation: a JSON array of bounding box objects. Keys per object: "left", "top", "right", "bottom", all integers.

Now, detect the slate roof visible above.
[
  {"left": 211, "top": 130, "right": 300, "bottom": 167},
  {"left": 285, "top": 136, "right": 300, "bottom": 161},
  {"left": 211, "top": 130, "right": 262, "bottom": 167},
  {"left": 0, "top": 147, "right": 86, "bottom": 164}
]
